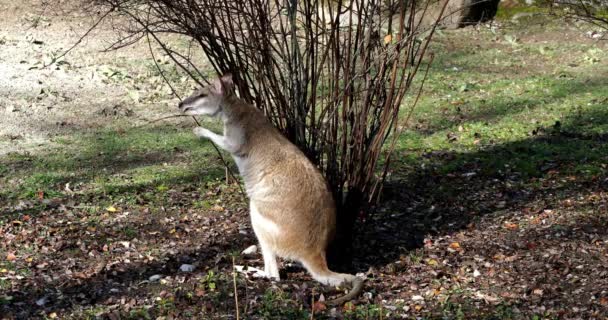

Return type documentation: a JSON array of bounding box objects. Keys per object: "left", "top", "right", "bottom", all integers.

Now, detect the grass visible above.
[
  {"left": 395, "top": 18, "right": 608, "bottom": 182},
  {"left": 0, "top": 124, "right": 226, "bottom": 208}
]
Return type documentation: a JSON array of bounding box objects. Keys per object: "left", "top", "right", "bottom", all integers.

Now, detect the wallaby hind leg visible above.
[{"left": 300, "top": 252, "right": 352, "bottom": 286}]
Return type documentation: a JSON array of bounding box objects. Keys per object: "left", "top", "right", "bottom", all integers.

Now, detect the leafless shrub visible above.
[{"left": 88, "top": 0, "right": 445, "bottom": 260}]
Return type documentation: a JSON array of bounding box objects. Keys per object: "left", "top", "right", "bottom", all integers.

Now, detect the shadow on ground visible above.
[{"left": 356, "top": 107, "right": 608, "bottom": 269}]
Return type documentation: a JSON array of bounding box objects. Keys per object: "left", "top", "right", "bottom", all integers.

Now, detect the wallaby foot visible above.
[{"left": 300, "top": 252, "right": 364, "bottom": 304}]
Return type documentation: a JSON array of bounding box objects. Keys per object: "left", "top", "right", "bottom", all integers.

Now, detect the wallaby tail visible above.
[
  {"left": 301, "top": 252, "right": 364, "bottom": 305},
  {"left": 326, "top": 275, "right": 364, "bottom": 305}
]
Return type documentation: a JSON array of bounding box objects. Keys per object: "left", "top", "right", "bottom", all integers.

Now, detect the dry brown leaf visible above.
[
  {"left": 211, "top": 205, "right": 225, "bottom": 212},
  {"left": 6, "top": 252, "right": 16, "bottom": 261},
  {"left": 313, "top": 301, "right": 327, "bottom": 312}
]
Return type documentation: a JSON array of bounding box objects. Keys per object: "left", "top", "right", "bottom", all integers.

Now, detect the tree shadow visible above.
[{"left": 354, "top": 106, "right": 608, "bottom": 270}]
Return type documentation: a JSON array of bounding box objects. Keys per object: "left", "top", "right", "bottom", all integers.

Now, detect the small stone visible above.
[
  {"left": 149, "top": 274, "right": 162, "bottom": 282},
  {"left": 36, "top": 296, "right": 48, "bottom": 306},
  {"left": 411, "top": 295, "right": 424, "bottom": 301},
  {"left": 241, "top": 245, "right": 257, "bottom": 255},
  {"left": 179, "top": 264, "right": 195, "bottom": 272}
]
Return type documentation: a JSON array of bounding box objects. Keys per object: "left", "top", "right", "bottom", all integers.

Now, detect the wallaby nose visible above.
[{"left": 177, "top": 101, "right": 183, "bottom": 109}]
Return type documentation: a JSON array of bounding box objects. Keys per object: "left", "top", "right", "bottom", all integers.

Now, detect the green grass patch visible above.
[{"left": 0, "top": 124, "right": 226, "bottom": 214}]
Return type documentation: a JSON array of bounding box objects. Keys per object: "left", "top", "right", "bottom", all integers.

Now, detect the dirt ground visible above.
[{"left": 0, "top": 0, "right": 179, "bottom": 155}]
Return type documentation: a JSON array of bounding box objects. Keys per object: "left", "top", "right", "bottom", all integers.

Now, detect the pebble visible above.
[
  {"left": 241, "top": 245, "right": 257, "bottom": 255},
  {"left": 179, "top": 264, "right": 195, "bottom": 272},
  {"left": 149, "top": 274, "right": 162, "bottom": 282}
]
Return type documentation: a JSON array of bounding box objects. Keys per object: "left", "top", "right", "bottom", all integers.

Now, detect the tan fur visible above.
[
  {"left": 226, "top": 95, "right": 335, "bottom": 258},
  {"left": 178, "top": 74, "right": 363, "bottom": 303}
]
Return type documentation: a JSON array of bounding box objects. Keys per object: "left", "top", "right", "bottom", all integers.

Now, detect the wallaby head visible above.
[{"left": 178, "top": 74, "right": 234, "bottom": 117}]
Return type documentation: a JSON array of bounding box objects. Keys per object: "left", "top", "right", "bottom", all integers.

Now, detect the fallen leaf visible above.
[
  {"left": 503, "top": 222, "right": 518, "bottom": 230},
  {"left": 6, "top": 253, "right": 16, "bottom": 261},
  {"left": 106, "top": 206, "right": 118, "bottom": 212},
  {"left": 449, "top": 242, "right": 462, "bottom": 250},
  {"left": 383, "top": 34, "right": 392, "bottom": 44},
  {"left": 474, "top": 291, "right": 500, "bottom": 304},
  {"left": 313, "top": 301, "right": 327, "bottom": 312}
]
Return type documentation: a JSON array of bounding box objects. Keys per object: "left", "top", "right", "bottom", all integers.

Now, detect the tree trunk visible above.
[
  {"left": 411, "top": 0, "right": 501, "bottom": 29},
  {"left": 327, "top": 188, "right": 364, "bottom": 272}
]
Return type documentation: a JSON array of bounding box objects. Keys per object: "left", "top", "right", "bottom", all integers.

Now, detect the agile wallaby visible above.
[{"left": 178, "top": 73, "right": 363, "bottom": 304}]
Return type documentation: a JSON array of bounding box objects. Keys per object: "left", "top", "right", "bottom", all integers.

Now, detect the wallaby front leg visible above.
[{"left": 193, "top": 127, "right": 238, "bottom": 153}]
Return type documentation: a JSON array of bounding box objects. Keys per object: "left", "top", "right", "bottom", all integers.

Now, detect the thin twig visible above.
[
  {"left": 133, "top": 114, "right": 192, "bottom": 128},
  {"left": 144, "top": 30, "right": 245, "bottom": 196},
  {"left": 43, "top": 6, "right": 115, "bottom": 68},
  {"left": 232, "top": 256, "right": 240, "bottom": 320},
  {"left": 310, "top": 288, "right": 315, "bottom": 320}
]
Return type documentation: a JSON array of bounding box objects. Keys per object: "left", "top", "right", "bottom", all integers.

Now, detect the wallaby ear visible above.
[{"left": 213, "top": 73, "right": 234, "bottom": 96}]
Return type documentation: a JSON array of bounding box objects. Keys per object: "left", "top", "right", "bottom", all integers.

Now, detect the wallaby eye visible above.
[{"left": 198, "top": 93, "right": 207, "bottom": 98}]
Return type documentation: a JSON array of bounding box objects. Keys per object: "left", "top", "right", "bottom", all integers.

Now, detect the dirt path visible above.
[{"left": 0, "top": 0, "right": 180, "bottom": 155}]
